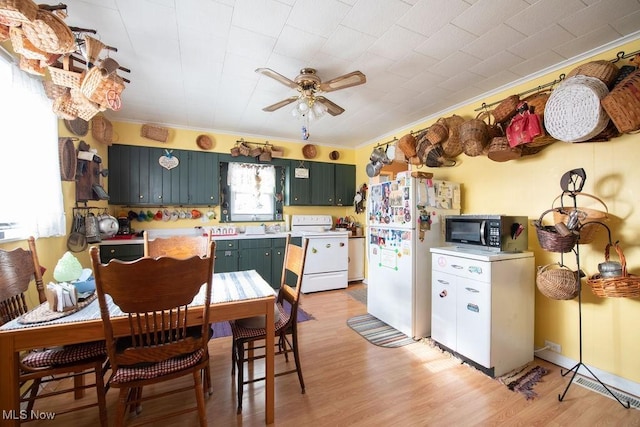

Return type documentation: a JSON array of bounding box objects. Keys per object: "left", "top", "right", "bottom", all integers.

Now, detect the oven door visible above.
[{"left": 303, "top": 236, "right": 348, "bottom": 274}]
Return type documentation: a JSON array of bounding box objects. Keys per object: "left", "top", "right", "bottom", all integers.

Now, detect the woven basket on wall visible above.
[
  {"left": 141, "top": 124, "right": 169, "bottom": 142},
  {"left": 441, "top": 115, "right": 464, "bottom": 157},
  {"left": 426, "top": 118, "right": 448, "bottom": 145},
  {"left": 544, "top": 76, "right": 610, "bottom": 142},
  {"left": 601, "top": 69, "right": 640, "bottom": 133},
  {"left": 487, "top": 136, "right": 522, "bottom": 162},
  {"left": 9, "top": 25, "right": 47, "bottom": 61},
  {"left": 492, "top": 94, "right": 520, "bottom": 124},
  {"left": 460, "top": 115, "right": 489, "bottom": 157},
  {"left": 48, "top": 55, "right": 84, "bottom": 89},
  {"left": 80, "top": 66, "right": 125, "bottom": 109},
  {"left": 566, "top": 60, "right": 620, "bottom": 88}
]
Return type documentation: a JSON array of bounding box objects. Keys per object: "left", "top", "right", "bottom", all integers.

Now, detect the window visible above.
[
  {"left": 0, "top": 53, "right": 65, "bottom": 242},
  {"left": 225, "top": 162, "right": 277, "bottom": 222}
]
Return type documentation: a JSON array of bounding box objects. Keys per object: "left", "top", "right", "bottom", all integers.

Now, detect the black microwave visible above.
[{"left": 444, "top": 215, "right": 528, "bottom": 252}]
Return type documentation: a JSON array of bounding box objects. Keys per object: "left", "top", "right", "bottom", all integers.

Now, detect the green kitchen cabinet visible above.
[
  {"left": 287, "top": 160, "right": 312, "bottom": 205},
  {"left": 334, "top": 164, "right": 356, "bottom": 206},
  {"left": 99, "top": 244, "right": 144, "bottom": 263},
  {"left": 214, "top": 239, "right": 239, "bottom": 273},
  {"left": 310, "top": 162, "right": 335, "bottom": 205},
  {"left": 270, "top": 238, "right": 287, "bottom": 289},
  {"left": 239, "top": 239, "right": 274, "bottom": 289},
  {"left": 108, "top": 145, "right": 218, "bottom": 206}
]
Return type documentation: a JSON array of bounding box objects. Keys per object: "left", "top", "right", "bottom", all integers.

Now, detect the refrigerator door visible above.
[
  {"left": 367, "top": 176, "right": 415, "bottom": 229},
  {"left": 367, "top": 226, "right": 415, "bottom": 337}
]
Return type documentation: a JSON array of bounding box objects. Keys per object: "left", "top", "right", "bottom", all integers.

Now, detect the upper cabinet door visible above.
[
  {"left": 288, "top": 160, "right": 312, "bottom": 205},
  {"left": 310, "top": 162, "right": 335, "bottom": 206},
  {"left": 187, "top": 151, "right": 219, "bottom": 205},
  {"left": 334, "top": 164, "right": 355, "bottom": 206}
]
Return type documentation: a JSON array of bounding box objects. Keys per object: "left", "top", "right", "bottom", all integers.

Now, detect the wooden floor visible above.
[{"left": 27, "top": 282, "right": 639, "bottom": 426}]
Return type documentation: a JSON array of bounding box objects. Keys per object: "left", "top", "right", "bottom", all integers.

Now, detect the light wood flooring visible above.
[{"left": 26, "top": 282, "right": 639, "bottom": 426}]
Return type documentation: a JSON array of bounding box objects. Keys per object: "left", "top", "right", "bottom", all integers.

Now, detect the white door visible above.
[{"left": 431, "top": 270, "right": 457, "bottom": 350}]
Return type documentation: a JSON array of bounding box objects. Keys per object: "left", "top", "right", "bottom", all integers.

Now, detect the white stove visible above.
[{"left": 291, "top": 215, "right": 349, "bottom": 293}]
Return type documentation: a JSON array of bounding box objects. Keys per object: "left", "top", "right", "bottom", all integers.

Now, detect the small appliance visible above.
[
  {"left": 444, "top": 214, "right": 528, "bottom": 252},
  {"left": 117, "top": 217, "right": 131, "bottom": 235}
]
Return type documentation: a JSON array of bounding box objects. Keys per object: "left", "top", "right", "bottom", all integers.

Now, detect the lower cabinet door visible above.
[
  {"left": 239, "top": 247, "right": 273, "bottom": 289},
  {"left": 456, "top": 279, "right": 491, "bottom": 368},
  {"left": 214, "top": 250, "right": 239, "bottom": 273},
  {"left": 431, "top": 270, "right": 457, "bottom": 351}
]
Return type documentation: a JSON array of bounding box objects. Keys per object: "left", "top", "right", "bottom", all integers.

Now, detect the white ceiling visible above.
[{"left": 60, "top": 0, "right": 640, "bottom": 148}]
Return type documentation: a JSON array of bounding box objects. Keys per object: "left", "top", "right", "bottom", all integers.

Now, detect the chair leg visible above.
[
  {"left": 202, "top": 365, "right": 212, "bottom": 396},
  {"left": 193, "top": 370, "right": 207, "bottom": 427},
  {"left": 292, "top": 329, "right": 305, "bottom": 394},
  {"left": 235, "top": 340, "right": 245, "bottom": 414},
  {"left": 74, "top": 374, "right": 85, "bottom": 399},
  {"left": 231, "top": 339, "right": 236, "bottom": 376},
  {"left": 94, "top": 360, "right": 109, "bottom": 427},
  {"left": 25, "top": 378, "right": 41, "bottom": 413},
  {"left": 116, "top": 388, "right": 129, "bottom": 427}
]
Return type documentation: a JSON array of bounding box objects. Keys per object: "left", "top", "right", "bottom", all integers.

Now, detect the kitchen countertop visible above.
[{"left": 98, "top": 231, "right": 299, "bottom": 245}]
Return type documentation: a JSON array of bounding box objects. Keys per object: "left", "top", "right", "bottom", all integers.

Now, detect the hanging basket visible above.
[
  {"left": 460, "top": 114, "right": 489, "bottom": 157},
  {"left": 42, "top": 79, "right": 69, "bottom": 100},
  {"left": 601, "top": 69, "right": 640, "bottom": 134},
  {"left": 487, "top": 136, "right": 522, "bottom": 162},
  {"left": 536, "top": 263, "right": 580, "bottom": 300},
  {"left": 533, "top": 208, "right": 579, "bottom": 253},
  {"left": 48, "top": 55, "right": 84, "bottom": 89},
  {"left": 566, "top": 60, "right": 620, "bottom": 88},
  {"left": 551, "top": 192, "right": 609, "bottom": 244},
  {"left": 588, "top": 243, "right": 640, "bottom": 298},
  {"left": 492, "top": 94, "right": 520, "bottom": 124},
  {"left": 9, "top": 25, "right": 47, "bottom": 61},
  {"left": 21, "top": 7, "right": 75, "bottom": 54},
  {"left": 441, "top": 115, "right": 464, "bottom": 157},
  {"left": 426, "top": 118, "right": 448, "bottom": 145},
  {"left": 80, "top": 65, "right": 125, "bottom": 109},
  {"left": 141, "top": 124, "right": 169, "bottom": 142},
  {"left": 0, "top": 0, "right": 38, "bottom": 23}
]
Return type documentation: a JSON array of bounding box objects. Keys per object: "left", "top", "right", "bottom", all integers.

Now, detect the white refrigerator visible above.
[{"left": 367, "top": 172, "right": 460, "bottom": 339}]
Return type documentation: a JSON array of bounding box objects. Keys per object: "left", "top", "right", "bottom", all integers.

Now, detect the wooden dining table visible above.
[{"left": 0, "top": 269, "right": 276, "bottom": 426}]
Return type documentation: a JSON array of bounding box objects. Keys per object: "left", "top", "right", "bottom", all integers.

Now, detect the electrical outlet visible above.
[{"left": 545, "top": 340, "right": 561, "bottom": 353}]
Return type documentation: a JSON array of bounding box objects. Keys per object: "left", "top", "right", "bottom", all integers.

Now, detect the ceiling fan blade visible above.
[
  {"left": 255, "top": 68, "right": 298, "bottom": 89},
  {"left": 315, "top": 96, "right": 345, "bottom": 116},
  {"left": 318, "top": 71, "right": 366, "bottom": 92},
  {"left": 262, "top": 96, "right": 299, "bottom": 112}
]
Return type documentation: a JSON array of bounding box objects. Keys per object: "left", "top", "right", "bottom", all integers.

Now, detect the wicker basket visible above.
[
  {"left": 426, "top": 118, "right": 448, "bottom": 145},
  {"left": 534, "top": 208, "right": 579, "bottom": 253},
  {"left": 536, "top": 263, "right": 580, "bottom": 300},
  {"left": 552, "top": 192, "right": 608, "bottom": 244},
  {"left": 567, "top": 60, "right": 620, "bottom": 88},
  {"left": 249, "top": 146, "right": 263, "bottom": 157},
  {"left": 487, "top": 136, "right": 522, "bottom": 162},
  {"left": 70, "top": 88, "right": 102, "bottom": 121},
  {"left": 48, "top": 55, "right": 84, "bottom": 89},
  {"left": 42, "top": 79, "right": 69, "bottom": 99},
  {"left": 21, "top": 8, "right": 75, "bottom": 54},
  {"left": 601, "top": 69, "right": 640, "bottom": 133},
  {"left": 588, "top": 243, "right": 640, "bottom": 298},
  {"left": 460, "top": 115, "right": 489, "bottom": 157},
  {"left": 0, "top": 0, "right": 38, "bottom": 23},
  {"left": 18, "top": 54, "right": 44, "bottom": 75},
  {"left": 271, "top": 146, "right": 284, "bottom": 158},
  {"left": 83, "top": 34, "right": 105, "bottom": 66},
  {"left": 302, "top": 144, "right": 317, "bottom": 159},
  {"left": 9, "top": 25, "right": 47, "bottom": 61},
  {"left": 442, "top": 115, "right": 464, "bottom": 157},
  {"left": 259, "top": 144, "right": 272, "bottom": 162},
  {"left": 80, "top": 66, "right": 125, "bottom": 109},
  {"left": 492, "top": 94, "right": 520, "bottom": 123},
  {"left": 91, "top": 114, "right": 113, "bottom": 145},
  {"left": 51, "top": 91, "right": 78, "bottom": 120},
  {"left": 238, "top": 141, "right": 250, "bottom": 156},
  {"left": 397, "top": 133, "right": 417, "bottom": 158},
  {"left": 544, "top": 76, "right": 610, "bottom": 142},
  {"left": 141, "top": 124, "right": 169, "bottom": 142},
  {"left": 0, "top": 22, "right": 10, "bottom": 42},
  {"left": 424, "top": 144, "right": 455, "bottom": 168}
]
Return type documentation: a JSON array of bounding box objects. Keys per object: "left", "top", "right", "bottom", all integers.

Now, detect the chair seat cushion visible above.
[
  {"left": 21, "top": 341, "right": 107, "bottom": 368},
  {"left": 111, "top": 348, "right": 205, "bottom": 384},
  {"left": 235, "top": 302, "right": 282, "bottom": 329},
  {"left": 231, "top": 303, "right": 290, "bottom": 339}
]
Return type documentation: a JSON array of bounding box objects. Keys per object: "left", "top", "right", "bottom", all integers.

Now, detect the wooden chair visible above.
[
  {"left": 90, "top": 241, "right": 215, "bottom": 427},
  {"left": 230, "top": 235, "right": 309, "bottom": 414},
  {"left": 0, "top": 237, "right": 108, "bottom": 425},
  {"left": 143, "top": 231, "right": 213, "bottom": 394},
  {"left": 143, "top": 231, "right": 212, "bottom": 259}
]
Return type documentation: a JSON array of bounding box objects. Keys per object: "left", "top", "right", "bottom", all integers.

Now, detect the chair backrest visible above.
[
  {"left": 0, "top": 237, "right": 45, "bottom": 325},
  {"left": 277, "top": 236, "right": 309, "bottom": 325},
  {"left": 143, "top": 231, "right": 212, "bottom": 258},
  {"left": 89, "top": 242, "right": 215, "bottom": 369}
]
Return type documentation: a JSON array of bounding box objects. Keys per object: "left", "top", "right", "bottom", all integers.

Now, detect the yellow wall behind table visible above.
[{"left": 356, "top": 38, "right": 640, "bottom": 386}]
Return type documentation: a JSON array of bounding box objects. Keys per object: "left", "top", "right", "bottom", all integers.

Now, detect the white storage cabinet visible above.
[
  {"left": 430, "top": 247, "right": 535, "bottom": 377},
  {"left": 348, "top": 237, "right": 365, "bottom": 282}
]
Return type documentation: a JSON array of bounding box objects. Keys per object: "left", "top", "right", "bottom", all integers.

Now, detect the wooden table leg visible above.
[
  {"left": 264, "top": 298, "right": 274, "bottom": 424},
  {"left": 0, "top": 335, "right": 20, "bottom": 427}
]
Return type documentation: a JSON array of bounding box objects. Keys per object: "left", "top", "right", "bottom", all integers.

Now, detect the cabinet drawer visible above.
[
  {"left": 432, "top": 253, "right": 491, "bottom": 283},
  {"left": 215, "top": 240, "right": 238, "bottom": 251},
  {"left": 100, "top": 244, "right": 144, "bottom": 263},
  {"left": 240, "top": 239, "right": 271, "bottom": 249}
]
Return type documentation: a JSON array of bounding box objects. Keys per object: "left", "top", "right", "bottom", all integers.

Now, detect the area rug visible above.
[
  {"left": 210, "top": 300, "right": 313, "bottom": 339},
  {"left": 347, "top": 313, "right": 416, "bottom": 348},
  {"left": 346, "top": 286, "right": 367, "bottom": 305},
  {"left": 497, "top": 363, "right": 549, "bottom": 400}
]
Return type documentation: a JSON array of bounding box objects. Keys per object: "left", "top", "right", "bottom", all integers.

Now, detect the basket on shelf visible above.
[
  {"left": 533, "top": 208, "right": 579, "bottom": 253},
  {"left": 536, "top": 263, "right": 580, "bottom": 300},
  {"left": 588, "top": 243, "right": 640, "bottom": 298},
  {"left": 552, "top": 192, "right": 608, "bottom": 244}
]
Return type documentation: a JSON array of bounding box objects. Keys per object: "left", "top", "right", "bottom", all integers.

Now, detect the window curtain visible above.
[
  {"left": 227, "top": 163, "right": 275, "bottom": 191},
  {"left": 0, "top": 55, "right": 66, "bottom": 239}
]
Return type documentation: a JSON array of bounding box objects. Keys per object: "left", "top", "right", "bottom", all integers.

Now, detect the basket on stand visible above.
[
  {"left": 536, "top": 263, "right": 580, "bottom": 300},
  {"left": 552, "top": 192, "right": 608, "bottom": 244},
  {"left": 588, "top": 243, "right": 640, "bottom": 298},
  {"left": 534, "top": 208, "right": 579, "bottom": 253}
]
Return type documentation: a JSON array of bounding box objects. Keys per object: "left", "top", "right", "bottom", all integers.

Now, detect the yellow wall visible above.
[
  {"left": 3, "top": 38, "right": 639, "bottom": 386},
  {"left": 355, "top": 38, "right": 640, "bottom": 385}
]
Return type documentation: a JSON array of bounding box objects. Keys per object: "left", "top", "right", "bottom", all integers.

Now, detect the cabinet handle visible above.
[
  {"left": 325, "top": 243, "right": 331, "bottom": 248},
  {"left": 437, "top": 279, "right": 449, "bottom": 285},
  {"left": 452, "top": 264, "right": 463, "bottom": 269},
  {"left": 465, "top": 287, "right": 479, "bottom": 293},
  {"left": 110, "top": 249, "right": 115, "bottom": 254},
  {"left": 158, "top": 195, "right": 162, "bottom": 199},
  {"left": 265, "top": 252, "right": 270, "bottom": 256},
  {"left": 139, "top": 195, "right": 144, "bottom": 199},
  {"left": 339, "top": 242, "right": 345, "bottom": 247}
]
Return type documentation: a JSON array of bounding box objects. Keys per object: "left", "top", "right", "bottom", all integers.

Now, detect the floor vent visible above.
[{"left": 574, "top": 376, "right": 640, "bottom": 409}]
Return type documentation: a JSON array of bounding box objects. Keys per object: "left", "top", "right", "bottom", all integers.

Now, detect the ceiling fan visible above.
[{"left": 256, "top": 67, "right": 366, "bottom": 117}]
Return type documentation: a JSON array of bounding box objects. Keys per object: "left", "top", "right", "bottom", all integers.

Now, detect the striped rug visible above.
[{"left": 347, "top": 313, "right": 416, "bottom": 348}]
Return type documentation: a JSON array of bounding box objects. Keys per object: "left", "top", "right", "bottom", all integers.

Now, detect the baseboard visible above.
[{"left": 536, "top": 349, "right": 640, "bottom": 398}]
